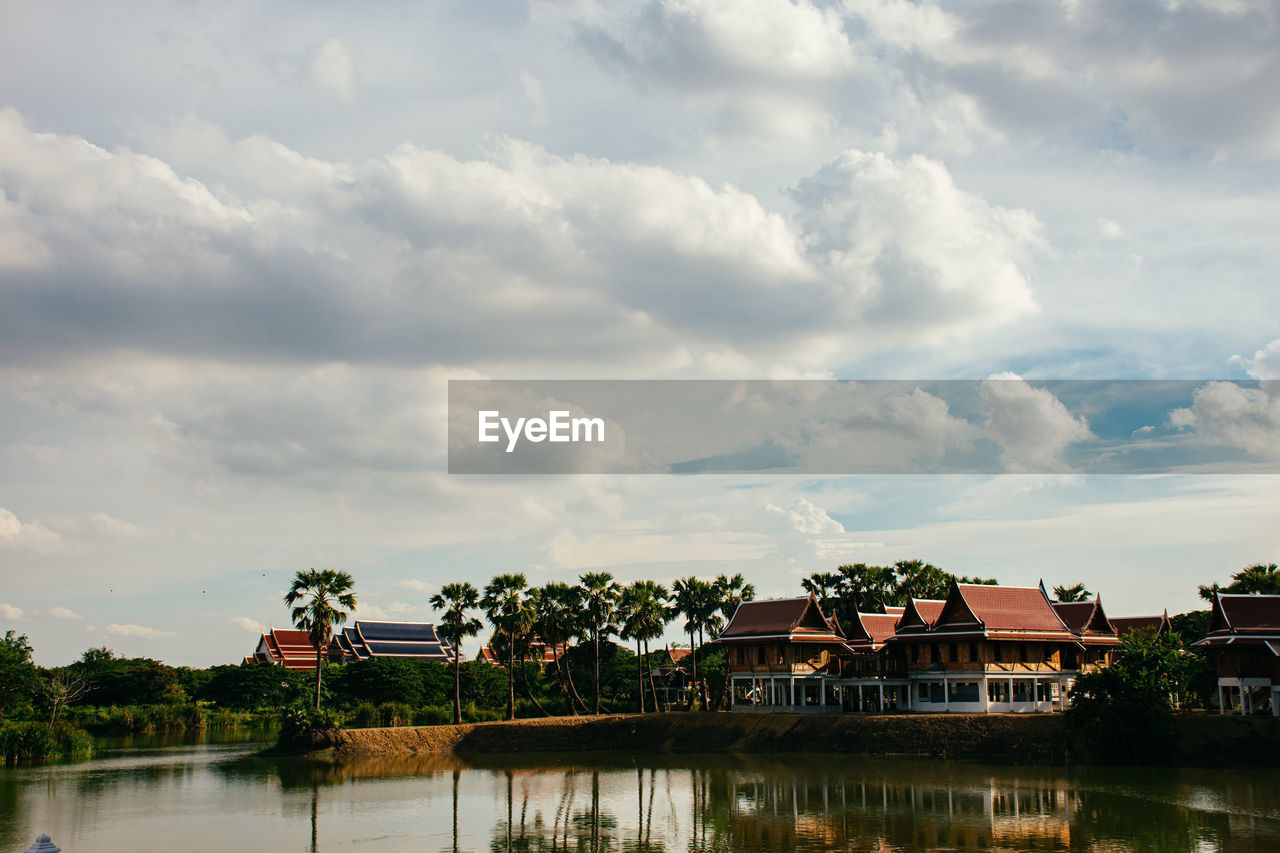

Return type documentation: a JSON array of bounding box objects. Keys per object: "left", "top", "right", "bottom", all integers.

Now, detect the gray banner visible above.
[{"left": 447, "top": 379, "right": 1280, "bottom": 474}]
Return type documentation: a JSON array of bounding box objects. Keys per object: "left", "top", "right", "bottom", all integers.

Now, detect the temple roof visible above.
[
  {"left": 256, "top": 628, "right": 320, "bottom": 671},
  {"left": 1194, "top": 594, "right": 1280, "bottom": 648},
  {"left": 1110, "top": 614, "right": 1171, "bottom": 639},
  {"left": 893, "top": 599, "right": 946, "bottom": 634},
  {"left": 716, "top": 595, "right": 846, "bottom": 645},
  {"left": 844, "top": 612, "right": 901, "bottom": 651},
  {"left": 893, "top": 582, "right": 1077, "bottom": 642},
  {"left": 1052, "top": 600, "right": 1119, "bottom": 645}
]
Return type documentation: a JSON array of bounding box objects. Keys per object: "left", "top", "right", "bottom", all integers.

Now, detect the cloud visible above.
[
  {"left": 0, "top": 603, "right": 22, "bottom": 620},
  {"left": 980, "top": 375, "right": 1092, "bottom": 472},
  {"left": 105, "top": 623, "right": 172, "bottom": 639},
  {"left": 0, "top": 507, "right": 63, "bottom": 553},
  {"left": 0, "top": 109, "right": 1041, "bottom": 377},
  {"left": 48, "top": 606, "right": 82, "bottom": 621},
  {"left": 1230, "top": 339, "right": 1280, "bottom": 379},
  {"left": 232, "top": 616, "right": 265, "bottom": 634},
  {"left": 1169, "top": 381, "right": 1280, "bottom": 460},
  {"left": 394, "top": 579, "right": 438, "bottom": 594},
  {"left": 765, "top": 497, "right": 844, "bottom": 535},
  {"left": 306, "top": 38, "right": 354, "bottom": 100},
  {"left": 356, "top": 603, "right": 390, "bottom": 620}
]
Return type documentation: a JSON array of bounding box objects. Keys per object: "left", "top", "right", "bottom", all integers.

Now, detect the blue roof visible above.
[{"left": 334, "top": 621, "right": 456, "bottom": 662}]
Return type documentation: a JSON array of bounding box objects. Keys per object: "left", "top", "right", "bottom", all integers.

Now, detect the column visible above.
[
  {"left": 1219, "top": 685, "right": 1226, "bottom": 715},
  {"left": 878, "top": 683, "right": 885, "bottom": 712}
]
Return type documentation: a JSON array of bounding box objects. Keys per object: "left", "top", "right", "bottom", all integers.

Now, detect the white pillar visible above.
[
  {"left": 1219, "top": 685, "right": 1226, "bottom": 715},
  {"left": 878, "top": 683, "right": 885, "bottom": 712}
]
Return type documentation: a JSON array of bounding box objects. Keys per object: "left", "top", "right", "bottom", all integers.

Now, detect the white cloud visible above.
[
  {"left": 980, "top": 375, "right": 1092, "bottom": 473},
  {"left": 0, "top": 507, "right": 63, "bottom": 553},
  {"left": 48, "top": 606, "right": 82, "bottom": 621},
  {"left": 306, "top": 38, "right": 354, "bottom": 100},
  {"left": 0, "top": 603, "right": 22, "bottom": 620},
  {"left": 765, "top": 497, "right": 844, "bottom": 535},
  {"left": 394, "top": 579, "right": 437, "bottom": 593},
  {"left": 1169, "top": 381, "right": 1280, "bottom": 460},
  {"left": 356, "top": 603, "right": 390, "bottom": 620},
  {"left": 232, "top": 616, "right": 265, "bottom": 634},
  {"left": 1230, "top": 339, "right": 1280, "bottom": 379},
  {"left": 105, "top": 623, "right": 172, "bottom": 639}
]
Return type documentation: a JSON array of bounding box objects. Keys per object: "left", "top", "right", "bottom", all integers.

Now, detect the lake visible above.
[{"left": 4, "top": 732, "right": 1280, "bottom": 852}]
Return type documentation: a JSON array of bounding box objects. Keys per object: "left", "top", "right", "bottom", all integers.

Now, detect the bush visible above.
[
  {"left": 277, "top": 706, "right": 345, "bottom": 752},
  {"left": 62, "top": 703, "right": 206, "bottom": 734},
  {"left": 0, "top": 722, "right": 93, "bottom": 762},
  {"left": 352, "top": 702, "right": 378, "bottom": 728},
  {"left": 378, "top": 702, "right": 413, "bottom": 727}
]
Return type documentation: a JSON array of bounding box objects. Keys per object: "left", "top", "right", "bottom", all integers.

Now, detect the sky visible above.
[{"left": 1, "top": 0, "right": 1278, "bottom": 667}]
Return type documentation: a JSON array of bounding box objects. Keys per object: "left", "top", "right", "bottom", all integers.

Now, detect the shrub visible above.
[
  {"left": 352, "top": 702, "right": 378, "bottom": 728},
  {"left": 1, "top": 722, "right": 93, "bottom": 762},
  {"left": 378, "top": 702, "right": 412, "bottom": 727}
]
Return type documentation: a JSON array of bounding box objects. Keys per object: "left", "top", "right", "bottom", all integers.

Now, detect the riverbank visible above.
[{"left": 332, "top": 711, "right": 1280, "bottom": 766}]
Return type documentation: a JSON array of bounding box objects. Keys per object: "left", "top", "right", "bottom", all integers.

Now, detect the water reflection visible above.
[{"left": 4, "top": 741, "right": 1280, "bottom": 853}]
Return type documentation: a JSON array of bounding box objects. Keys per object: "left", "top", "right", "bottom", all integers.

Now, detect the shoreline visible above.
[{"left": 330, "top": 711, "right": 1280, "bottom": 767}]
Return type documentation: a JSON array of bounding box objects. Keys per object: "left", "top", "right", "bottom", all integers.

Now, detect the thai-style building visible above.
[
  {"left": 335, "top": 620, "right": 455, "bottom": 662},
  {"left": 253, "top": 628, "right": 321, "bottom": 671},
  {"left": 888, "top": 583, "right": 1082, "bottom": 713},
  {"left": 1110, "top": 612, "right": 1172, "bottom": 641},
  {"left": 478, "top": 634, "right": 564, "bottom": 667},
  {"left": 1050, "top": 599, "right": 1120, "bottom": 669},
  {"left": 1192, "top": 593, "right": 1280, "bottom": 716},
  {"left": 840, "top": 610, "right": 910, "bottom": 712},
  {"left": 720, "top": 595, "right": 851, "bottom": 712}
]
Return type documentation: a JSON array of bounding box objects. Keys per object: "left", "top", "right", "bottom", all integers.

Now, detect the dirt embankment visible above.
[
  {"left": 333, "top": 712, "right": 1280, "bottom": 766},
  {"left": 336, "top": 712, "right": 1070, "bottom": 763}
]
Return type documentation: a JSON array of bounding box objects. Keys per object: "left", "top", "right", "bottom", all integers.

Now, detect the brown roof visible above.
[
  {"left": 884, "top": 606, "right": 906, "bottom": 615},
  {"left": 1110, "top": 614, "right": 1170, "bottom": 639},
  {"left": 894, "top": 599, "right": 946, "bottom": 634},
  {"left": 1052, "top": 602, "right": 1097, "bottom": 633},
  {"left": 1216, "top": 594, "right": 1280, "bottom": 633},
  {"left": 944, "top": 584, "right": 1073, "bottom": 635},
  {"left": 717, "top": 595, "right": 845, "bottom": 644},
  {"left": 259, "top": 628, "right": 320, "bottom": 671},
  {"left": 860, "top": 613, "right": 900, "bottom": 645}
]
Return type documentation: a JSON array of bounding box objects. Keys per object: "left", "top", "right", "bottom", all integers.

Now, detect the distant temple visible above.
[
  {"left": 335, "top": 621, "right": 456, "bottom": 662},
  {"left": 1193, "top": 593, "right": 1280, "bottom": 716},
  {"left": 252, "top": 620, "right": 455, "bottom": 668}
]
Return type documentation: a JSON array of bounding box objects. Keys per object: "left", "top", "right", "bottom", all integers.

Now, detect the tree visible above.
[
  {"left": 430, "top": 582, "right": 483, "bottom": 725},
  {"left": 0, "top": 630, "right": 39, "bottom": 723},
  {"left": 1199, "top": 562, "right": 1280, "bottom": 601},
  {"left": 714, "top": 573, "right": 755, "bottom": 622},
  {"left": 579, "top": 572, "right": 621, "bottom": 714},
  {"left": 1053, "top": 583, "right": 1091, "bottom": 602},
  {"left": 835, "top": 563, "right": 896, "bottom": 618},
  {"left": 40, "top": 670, "right": 89, "bottom": 730},
  {"left": 531, "top": 582, "right": 588, "bottom": 714},
  {"left": 284, "top": 568, "right": 357, "bottom": 711},
  {"left": 618, "top": 581, "right": 670, "bottom": 714},
  {"left": 1067, "top": 628, "right": 1186, "bottom": 762},
  {"left": 481, "top": 573, "right": 531, "bottom": 721},
  {"left": 669, "top": 576, "right": 720, "bottom": 710}
]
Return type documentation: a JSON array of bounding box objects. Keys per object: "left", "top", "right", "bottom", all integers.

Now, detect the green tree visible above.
[
  {"left": 530, "top": 582, "right": 588, "bottom": 714},
  {"left": 1199, "top": 562, "right": 1280, "bottom": 601},
  {"left": 430, "top": 582, "right": 483, "bottom": 725},
  {"left": 618, "top": 581, "right": 671, "bottom": 713},
  {"left": 0, "top": 630, "right": 39, "bottom": 722},
  {"left": 481, "top": 573, "right": 531, "bottom": 720},
  {"left": 670, "top": 576, "right": 721, "bottom": 710},
  {"left": 284, "top": 568, "right": 357, "bottom": 711},
  {"left": 835, "top": 562, "right": 896, "bottom": 618},
  {"left": 1053, "top": 583, "right": 1091, "bottom": 602},
  {"left": 579, "top": 572, "right": 621, "bottom": 715},
  {"left": 1067, "top": 628, "right": 1186, "bottom": 761},
  {"left": 202, "top": 663, "right": 306, "bottom": 710}
]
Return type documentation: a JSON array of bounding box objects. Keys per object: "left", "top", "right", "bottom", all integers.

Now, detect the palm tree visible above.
[
  {"left": 430, "top": 582, "right": 483, "bottom": 725},
  {"left": 284, "top": 568, "right": 357, "bottom": 711},
  {"left": 670, "top": 576, "right": 721, "bottom": 710},
  {"left": 532, "top": 582, "right": 589, "bottom": 714},
  {"left": 579, "top": 572, "right": 621, "bottom": 714},
  {"left": 712, "top": 573, "right": 754, "bottom": 709},
  {"left": 481, "top": 573, "right": 531, "bottom": 721},
  {"left": 1053, "top": 582, "right": 1091, "bottom": 602},
  {"left": 1199, "top": 563, "right": 1280, "bottom": 601},
  {"left": 619, "top": 581, "right": 670, "bottom": 714}
]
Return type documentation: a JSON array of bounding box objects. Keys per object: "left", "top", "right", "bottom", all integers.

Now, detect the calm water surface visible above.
[{"left": 4, "top": 732, "right": 1280, "bottom": 852}]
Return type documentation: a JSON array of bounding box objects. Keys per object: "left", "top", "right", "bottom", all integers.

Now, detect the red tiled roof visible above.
[
  {"left": 948, "top": 584, "right": 1072, "bottom": 634},
  {"left": 894, "top": 599, "right": 946, "bottom": 634},
  {"left": 884, "top": 606, "right": 906, "bottom": 615},
  {"left": 718, "top": 595, "right": 840, "bottom": 640},
  {"left": 1052, "top": 602, "right": 1096, "bottom": 633},
  {"left": 1217, "top": 594, "right": 1280, "bottom": 633},
  {"left": 859, "top": 613, "right": 899, "bottom": 645},
  {"left": 1111, "top": 615, "right": 1170, "bottom": 639},
  {"left": 257, "top": 628, "right": 320, "bottom": 671}
]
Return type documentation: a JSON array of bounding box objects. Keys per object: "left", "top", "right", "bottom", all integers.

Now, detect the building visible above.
[
  {"left": 478, "top": 634, "right": 564, "bottom": 667},
  {"left": 720, "top": 594, "right": 852, "bottom": 712},
  {"left": 1192, "top": 593, "right": 1280, "bottom": 716},
  {"left": 335, "top": 620, "right": 456, "bottom": 663},
  {"left": 252, "top": 628, "right": 321, "bottom": 671},
  {"left": 891, "top": 582, "right": 1082, "bottom": 712},
  {"left": 1109, "top": 612, "right": 1172, "bottom": 641},
  {"left": 1050, "top": 599, "right": 1120, "bottom": 670},
  {"left": 841, "top": 610, "right": 909, "bottom": 712}
]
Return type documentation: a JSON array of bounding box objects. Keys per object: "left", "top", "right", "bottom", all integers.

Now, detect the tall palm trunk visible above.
[
  {"left": 519, "top": 657, "right": 551, "bottom": 716},
  {"left": 452, "top": 647, "right": 462, "bottom": 725},
  {"left": 562, "top": 644, "right": 590, "bottom": 714},
  {"left": 635, "top": 636, "right": 645, "bottom": 713},
  {"left": 506, "top": 637, "right": 516, "bottom": 720},
  {"left": 313, "top": 645, "right": 323, "bottom": 711},
  {"left": 593, "top": 630, "right": 604, "bottom": 712},
  {"left": 552, "top": 652, "right": 579, "bottom": 715},
  {"left": 686, "top": 629, "right": 698, "bottom": 711},
  {"left": 697, "top": 626, "right": 709, "bottom": 710},
  {"left": 644, "top": 638, "right": 662, "bottom": 713}
]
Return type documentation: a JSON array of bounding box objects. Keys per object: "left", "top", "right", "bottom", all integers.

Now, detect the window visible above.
[
  {"left": 756, "top": 646, "right": 766, "bottom": 665},
  {"left": 1018, "top": 643, "right": 1027, "bottom": 662},
  {"left": 777, "top": 646, "right": 785, "bottom": 666},
  {"left": 969, "top": 642, "right": 979, "bottom": 662},
  {"left": 988, "top": 681, "right": 1009, "bottom": 703},
  {"left": 1012, "top": 680, "right": 1031, "bottom": 702},
  {"left": 950, "top": 681, "right": 980, "bottom": 703},
  {"left": 949, "top": 642, "right": 958, "bottom": 662},
  {"left": 930, "top": 643, "right": 941, "bottom": 663},
  {"left": 735, "top": 646, "right": 744, "bottom": 664},
  {"left": 993, "top": 644, "right": 1003, "bottom": 662}
]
